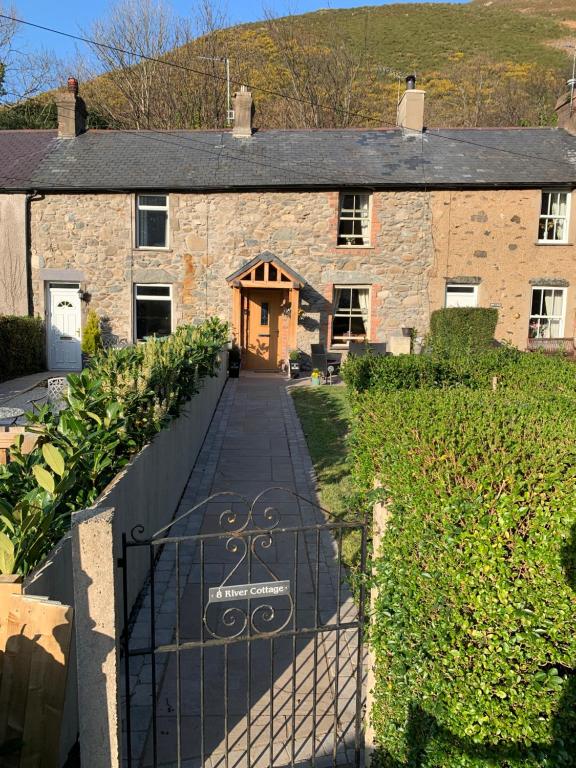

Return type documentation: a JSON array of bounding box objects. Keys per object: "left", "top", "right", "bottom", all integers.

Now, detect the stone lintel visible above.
[
  {"left": 445, "top": 276, "right": 481, "bottom": 285},
  {"left": 529, "top": 277, "right": 569, "bottom": 287}
]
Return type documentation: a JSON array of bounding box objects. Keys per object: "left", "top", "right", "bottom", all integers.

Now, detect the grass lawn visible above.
[{"left": 290, "top": 384, "right": 353, "bottom": 519}]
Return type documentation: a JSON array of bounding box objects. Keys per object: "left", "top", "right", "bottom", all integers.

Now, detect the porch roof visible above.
[{"left": 226, "top": 253, "right": 305, "bottom": 288}]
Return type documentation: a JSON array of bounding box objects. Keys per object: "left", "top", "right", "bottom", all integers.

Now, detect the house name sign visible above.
[{"left": 208, "top": 580, "right": 290, "bottom": 603}]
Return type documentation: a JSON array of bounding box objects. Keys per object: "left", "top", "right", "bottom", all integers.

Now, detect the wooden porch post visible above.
[
  {"left": 289, "top": 285, "right": 299, "bottom": 350},
  {"left": 231, "top": 283, "right": 241, "bottom": 344}
]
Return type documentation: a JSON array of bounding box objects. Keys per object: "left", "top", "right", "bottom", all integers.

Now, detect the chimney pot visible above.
[
  {"left": 56, "top": 77, "right": 87, "bottom": 138},
  {"left": 67, "top": 76, "right": 79, "bottom": 95},
  {"left": 232, "top": 86, "right": 254, "bottom": 138},
  {"left": 406, "top": 74, "right": 416, "bottom": 90}
]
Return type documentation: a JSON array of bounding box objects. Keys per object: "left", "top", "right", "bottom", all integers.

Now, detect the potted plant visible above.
[
  {"left": 310, "top": 368, "right": 322, "bottom": 386},
  {"left": 228, "top": 344, "right": 241, "bottom": 378},
  {"left": 288, "top": 349, "right": 301, "bottom": 378}
]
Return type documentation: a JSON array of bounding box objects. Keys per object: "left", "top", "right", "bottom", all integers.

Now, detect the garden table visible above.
[{"left": 0, "top": 406, "right": 24, "bottom": 426}]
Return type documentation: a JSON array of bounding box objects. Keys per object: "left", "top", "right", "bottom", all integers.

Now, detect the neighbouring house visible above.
[{"left": 1, "top": 77, "right": 576, "bottom": 371}]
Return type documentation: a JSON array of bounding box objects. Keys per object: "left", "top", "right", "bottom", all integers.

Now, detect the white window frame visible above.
[
  {"left": 136, "top": 194, "right": 169, "bottom": 250},
  {"left": 538, "top": 190, "right": 570, "bottom": 244},
  {"left": 133, "top": 283, "right": 173, "bottom": 342},
  {"left": 445, "top": 283, "right": 478, "bottom": 308},
  {"left": 528, "top": 285, "right": 567, "bottom": 339},
  {"left": 337, "top": 192, "right": 372, "bottom": 247},
  {"left": 331, "top": 285, "right": 371, "bottom": 348}
]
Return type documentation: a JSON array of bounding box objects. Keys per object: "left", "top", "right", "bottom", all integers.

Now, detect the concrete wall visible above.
[
  {"left": 22, "top": 358, "right": 226, "bottom": 765},
  {"left": 429, "top": 189, "right": 576, "bottom": 349},
  {"left": 0, "top": 194, "right": 28, "bottom": 315}
]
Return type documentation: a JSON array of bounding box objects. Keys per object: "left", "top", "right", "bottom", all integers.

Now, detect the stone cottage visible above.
[{"left": 2, "top": 77, "right": 576, "bottom": 371}]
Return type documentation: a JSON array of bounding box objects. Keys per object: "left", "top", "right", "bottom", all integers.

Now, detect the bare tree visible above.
[{"left": 0, "top": 3, "right": 58, "bottom": 105}]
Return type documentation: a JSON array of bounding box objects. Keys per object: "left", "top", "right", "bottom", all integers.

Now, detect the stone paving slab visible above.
[{"left": 123, "top": 373, "right": 365, "bottom": 768}]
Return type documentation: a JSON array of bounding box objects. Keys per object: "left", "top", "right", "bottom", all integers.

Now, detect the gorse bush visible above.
[
  {"left": 348, "top": 356, "right": 576, "bottom": 766},
  {"left": 0, "top": 316, "right": 44, "bottom": 382},
  {"left": 0, "top": 318, "right": 229, "bottom": 575},
  {"left": 428, "top": 307, "right": 498, "bottom": 356}
]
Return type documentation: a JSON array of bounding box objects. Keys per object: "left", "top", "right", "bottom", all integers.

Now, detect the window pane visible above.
[
  {"left": 350, "top": 316, "right": 367, "bottom": 335},
  {"left": 136, "top": 299, "right": 171, "bottom": 340},
  {"left": 338, "top": 289, "right": 351, "bottom": 310},
  {"left": 138, "top": 195, "right": 167, "bottom": 208},
  {"left": 136, "top": 285, "right": 170, "bottom": 297},
  {"left": 332, "top": 316, "right": 350, "bottom": 337},
  {"left": 261, "top": 302, "right": 269, "bottom": 325},
  {"left": 138, "top": 209, "right": 167, "bottom": 247},
  {"left": 540, "top": 193, "right": 549, "bottom": 216},
  {"left": 531, "top": 289, "right": 542, "bottom": 315}
]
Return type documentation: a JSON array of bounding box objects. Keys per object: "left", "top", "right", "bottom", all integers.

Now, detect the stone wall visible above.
[
  {"left": 29, "top": 187, "right": 576, "bottom": 354},
  {"left": 0, "top": 194, "right": 27, "bottom": 315},
  {"left": 429, "top": 189, "right": 576, "bottom": 349},
  {"left": 30, "top": 190, "right": 435, "bottom": 353}
]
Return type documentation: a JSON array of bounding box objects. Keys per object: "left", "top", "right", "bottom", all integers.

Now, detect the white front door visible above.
[{"left": 48, "top": 284, "right": 82, "bottom": 371}]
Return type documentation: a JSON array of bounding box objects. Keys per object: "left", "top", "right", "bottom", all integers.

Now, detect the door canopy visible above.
[{"left": 226, "top": 252, "right": 305, "bottom": 289}]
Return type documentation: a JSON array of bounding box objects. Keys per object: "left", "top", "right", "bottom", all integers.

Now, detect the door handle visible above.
[
  {"left": 259, "top": 334, "right": 270, "bottom": 338},
  {"left": 60, "top": 336, "right": 72, "bottom": 340}
]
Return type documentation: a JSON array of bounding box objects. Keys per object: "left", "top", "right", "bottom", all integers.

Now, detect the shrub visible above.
[
  {"left": 0, "top": 318, "right": 229, "bottom": 575},
  {"left": 429, "top": 307, "right": 498, "bottom": 356},
  {"left": 0, "top": 316, "right": 44, "bottom": 382},
  {"left": 81, "top": 309, "right": 102, "bottom": 356},
  {"left": 351, "top": 387, "right": 576, "bottom": 767}
]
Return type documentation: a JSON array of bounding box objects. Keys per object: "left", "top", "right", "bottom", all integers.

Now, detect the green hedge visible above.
[
  {"left": 351, "top": 386, "right": 576, "bottom": 767},
  {"left": 429, "top": 307, "right": 498, "bottom": 355},
  {"left": 0, "top": 316, "right": 45, "bottom": 382},
  {"left": 0, "top": 318, "right": 229, "bottom": 575},
  {"left": 342, "top": 346, "right": 576, "bottom": 396}
]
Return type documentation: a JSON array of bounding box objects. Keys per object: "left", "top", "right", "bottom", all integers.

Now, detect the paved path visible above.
[{"left": 124, "top": 373, "right": 364, "bottom": 768}]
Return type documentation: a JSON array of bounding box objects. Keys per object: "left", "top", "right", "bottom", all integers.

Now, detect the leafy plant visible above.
[
  {"left": 0, "top": 318, "right": 229, "bottom": 576},
  {"left": 428, "top": 307, "right": 498, "bottom": 356}
]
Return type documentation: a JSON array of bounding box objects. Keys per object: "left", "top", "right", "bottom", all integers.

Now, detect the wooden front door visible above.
[{"left": 245, "top": 289, "right": 283, "bottom": 370}]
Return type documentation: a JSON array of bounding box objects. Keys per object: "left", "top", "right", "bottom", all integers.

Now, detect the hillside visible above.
[{"left": 2, "top": 0, "right": 575, "bottom": 131}]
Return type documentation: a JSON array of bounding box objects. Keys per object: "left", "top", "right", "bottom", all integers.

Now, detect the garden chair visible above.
[{"left": 47, "top": 377, "right": 69, "bottom": 413}]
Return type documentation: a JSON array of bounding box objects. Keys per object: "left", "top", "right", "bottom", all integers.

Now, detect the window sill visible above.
[
  {"left": 133, "top": 247, "right": 173, "bottom": 253},
  {"left": 335, "top": 244, "right": 374, "bottom": 250},
  {"left": 534, "top": 241, "right": 573, "bottom": 246}
]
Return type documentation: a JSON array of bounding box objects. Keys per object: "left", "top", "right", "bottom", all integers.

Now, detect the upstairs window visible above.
[
  {"left": 528, "top": 286, "right": 566, "bottom": 339},
  {"left": 338, "top": 193, "right": 371, "bottom": 246},
  {"left": 331, "top": 286, "right": 370, "bottom": 346},
  {"left": 136, "top": 194, "right": 168, "bottom": 248},
  {"left": 134, "top": 284, "right": 172, "bottom": 341},
  {"left": 445, "top": 284, "right": 478, "bottom": 308},
  {"left": 538, "top": 191, "right": 569, "bottom": 243}
]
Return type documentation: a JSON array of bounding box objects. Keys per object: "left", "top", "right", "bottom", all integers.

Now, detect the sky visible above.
[{"left": 11, "top": 0, "right": 469, "bottom": 59}]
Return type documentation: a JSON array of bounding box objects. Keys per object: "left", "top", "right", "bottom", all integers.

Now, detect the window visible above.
[
  {"left": 134, "top": 284, "right": 172, "bottom": 341},
  {"left": 445, "top": 284, "right": 478, "bottom": 308},
  {"left": 338, "top": 193, "right": 371, "bottom": 246},
  {"left": 538, "top": 191, "right": 569, "bottom": 243},
  {"left": 136, "top": 194, "right": 168, "bottom": 248},
  {"left": 331, "top": 286, "right": 370, "bottom": 346},
  {"left": 528, "top": 286, "right": 566, "bottom": 339}
]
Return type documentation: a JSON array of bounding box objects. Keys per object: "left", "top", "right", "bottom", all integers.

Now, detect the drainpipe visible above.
[{"left": 25, "top": 190, "right": 43, "bottom": 316}]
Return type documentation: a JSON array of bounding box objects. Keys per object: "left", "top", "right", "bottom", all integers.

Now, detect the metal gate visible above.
[{"left": 120, "top": 487, "right": 368, "bottom": 768}]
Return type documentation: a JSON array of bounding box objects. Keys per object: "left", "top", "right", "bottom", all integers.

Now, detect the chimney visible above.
[
  {"left": 55, "top": 77, "right": 87, "bottom": 139},
  {"left": 397, "top": 75, "right": 425, "bottom": 133},
  {"left": 555, "top": 84, "right": 576, "bottom": 135},
  {"left": 232, "top": 86, "right": 254, "bottom": 138}
]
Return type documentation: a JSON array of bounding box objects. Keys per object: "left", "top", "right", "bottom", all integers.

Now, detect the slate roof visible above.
[{"left": 1, "top": 126, "right": 576, "bottom": 191}]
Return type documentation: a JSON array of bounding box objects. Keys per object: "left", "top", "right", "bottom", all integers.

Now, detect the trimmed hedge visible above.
[
  {"left": 342, "top": 345, "right": 576, "bottom": 396},
  {"left": 429, "top": 307, "right": 498, "bottom": 355},
  {"left": 0, "top": 316, "right": 45, "bottom": 382},
  {"left": 351, "top": 384, "right": 576, "bottom": 767}
]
